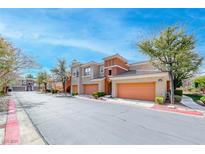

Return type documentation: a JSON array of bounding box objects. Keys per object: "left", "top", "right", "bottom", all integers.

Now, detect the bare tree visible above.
[{"left": 0, "top": 36, "right": 38, "bottom": 94}]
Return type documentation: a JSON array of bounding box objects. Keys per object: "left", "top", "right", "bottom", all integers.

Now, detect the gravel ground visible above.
[{"left": 0, "top": 96, "right": 9, "bottom": 112}]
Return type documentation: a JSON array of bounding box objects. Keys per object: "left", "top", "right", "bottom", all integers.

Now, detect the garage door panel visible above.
[
  {"left": 83, "top": 84, "right": 98, "bottom": 95},
  {"left": 72, "top": 85, "right": 78, "bottom": 93},
  {"left": 12, "top": 87, "right": 25, "bottom": 91},
  {"left": 117, "top": 82, "right": 155, "bottom": 101}
]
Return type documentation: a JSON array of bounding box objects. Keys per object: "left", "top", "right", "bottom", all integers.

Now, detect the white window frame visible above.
[
  {"left": 100, "top": 66, "right": 104, "bottom": 74},
  {"left": 84, "top": 67, "right": 91, "bottom": 76},
  {"left": 73, "top": 68, "right": 79, "bottom": 77}
]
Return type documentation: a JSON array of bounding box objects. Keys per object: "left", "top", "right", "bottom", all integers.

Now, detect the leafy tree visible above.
[
  {"left": 0, "top": 36, "right": 37, "bottom": 94},
  {"left": 36, "top": 71, "right": 50, "bottom": 92},
  {"left": 51, "top": 59, "right": 69, "bottom": 93},
  {"left": 138, "top": 26, "right": 203, "bottom": 104},
  {"left": 194, "top": 76, "right": 205, "bottom": 90}
]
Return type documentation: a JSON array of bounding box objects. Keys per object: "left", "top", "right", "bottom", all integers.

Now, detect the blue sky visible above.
[{"left": 0, "top": 8, "right": 204, "bottom": 75}]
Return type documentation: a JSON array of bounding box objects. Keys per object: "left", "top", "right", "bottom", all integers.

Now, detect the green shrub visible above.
[
  {"left": 92, "top": 92, "right": 105, "bottom": 99},
  {"left": 46, "top": 89, "right": 51, "bottom": 93},
  {"left": 200, "top": 96, "right": 205, "bottom": 104},
  {"left": 51, "top": 89, "right": 59, "bottom": 94},
  {"left": 155, "top": 96, "right": 164, "bottom": 105},
  {"left": 188, "top": 87, "right": 195, "bottom": 92},
  {"left": 174, "top": 90, "right": 183, "bottom": 96},
  {"left": 97, "top": 92, "right": 105, "bottom": 97},
  {"left": 92, "top": 92, "right": 98, "bottom": 99},
  {"left": 174, "top": 95, "right": 182, "bottom": 103},
  {"left": 0, "top": 91, "right": 4, "bottom": 97},
  {"left": 72, "top": 92, "right": 78, "bottom": 96}
]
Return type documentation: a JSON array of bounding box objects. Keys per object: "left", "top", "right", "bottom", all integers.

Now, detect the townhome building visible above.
[{"left": 71, "top": 54, "right": 170, "bottom": 101}]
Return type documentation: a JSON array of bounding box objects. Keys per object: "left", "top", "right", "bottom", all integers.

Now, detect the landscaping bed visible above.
[
  {"left": 0, "top": 96, "right": 9, "bottom": 112},
  {"left": 184, "top": 93, "right": 205, "bottom": 106}
]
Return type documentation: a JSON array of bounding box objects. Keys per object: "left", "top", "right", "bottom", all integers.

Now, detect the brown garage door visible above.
[
  {"left": 72, "top": 85, "right": 78, "bottom": 93},
  {"left": 83, "top": 84, "right": 98, "bottom": 95},
  {"left": 117, "top": 82, "right": 156, "bottom": 101},
  {"left": 12, "top": 87, "right": 26, "bottom": 91}
]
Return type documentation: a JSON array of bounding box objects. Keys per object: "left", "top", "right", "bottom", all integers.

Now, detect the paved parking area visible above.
[{"left": 12, "top": 92, "right": 205, "bottom": 145}]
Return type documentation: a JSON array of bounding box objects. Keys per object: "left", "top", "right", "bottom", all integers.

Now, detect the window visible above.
[
  {"left": 100, "top": 66, "right": 104, "bottom": 74},
  {"left": 84, "top": 67, "right": 91, "bottom": 76},
  {"left": 73, "top": 68, "right": 79, "bottom": 77},
  {"left": 73, "top": 71, "right": 76, "bottom": 77},
  {"left": 108, "top": 69, "right": 112, "bottom": 76},
  {"left": 76, "top": 70, "right": 79, "bottom": 77}
]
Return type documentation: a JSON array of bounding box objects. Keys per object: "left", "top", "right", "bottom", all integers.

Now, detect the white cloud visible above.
[
  {"left": 39, "top": 37, "right": 116, "bottom": 55},
  {"left": 0, "top": 22, "right": 23, "bottom": 39}
]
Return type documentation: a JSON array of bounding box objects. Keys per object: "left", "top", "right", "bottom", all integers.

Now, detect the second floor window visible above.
[
  {"left": 84, "top": 67, "right": 91, "bottom": 76},
  {"left": 76, "top": 70, "right": 79, "bottom": 77},
  {"left": 100, "top": 66, "right": 104, "bottom": 74},
  {"left": 73, "top": 69, "right": 79, "bottom": 77},
  {"left": 108, "top": 69, "right": 112, "bottom": 76}
]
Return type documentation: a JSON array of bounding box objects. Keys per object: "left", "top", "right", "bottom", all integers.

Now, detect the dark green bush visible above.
[
  {"left": 72, "top": 92, "right": 78, "bottom": 96},
  {"left": 174, "top": 95, "right": 182, "bottom": 103},
  {"left": 174, "top": 90, "right": 183, "bottom": 96},
  {"left": 97, "top": 92, "right": 105, "bottom": 97},
  {"left": 92, "top": 92, "right": 105, "bottom": 99},
  {"left": 46, "top": 89, "right": 51, "bottom": 93},
  {"left": 52, "top": 89, "right": 59, "bottom": 94}
]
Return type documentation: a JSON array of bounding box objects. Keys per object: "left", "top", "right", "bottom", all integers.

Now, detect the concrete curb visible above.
[
  {"left": 2, "top": 98, "right": 46, "bottom": 145},
  {"left": 14, "top": 95, "right": 47, "bottom": 145},
  {"left": 76, "top": 95, "right": 154, "bottom": 108},
  {"left": 181, "top": 95, "right": 205, "bottom": 112},
  {"left": 4, "top": 99, "right": 20, "bottom": 145},
  {"left": 150, "top": 105, "right": 204, "bottom": 117},
  {"left": 76, "top": 95, "right": 204, "bottom": 117}
]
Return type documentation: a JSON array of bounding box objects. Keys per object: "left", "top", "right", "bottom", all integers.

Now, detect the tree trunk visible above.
[
  {"left": 38, "top": 83, "right": 41, "bottom": 91},
  {"left": 174, "top": 79, "right": 182, "bottom": 90},
  {"left": 169, "top": 71, "right": 175, "bottom": 104},
  {"left": 62, "top": 81, "right": 66, "bottom": 93},
  {"left": 3, "top": 83, "right": 7, "bottom": 95},
  {"left": 44, "top": 83, "right": 47, "bottom": 92}
]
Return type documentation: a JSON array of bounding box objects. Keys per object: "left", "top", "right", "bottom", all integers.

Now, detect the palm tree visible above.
[{"left": 51, "top": 59, "right": 69, "bottom": 93}]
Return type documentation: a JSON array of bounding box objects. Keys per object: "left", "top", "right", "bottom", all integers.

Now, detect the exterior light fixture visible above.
[{"left": 158, "top": 79, "right": 163, "bottom": 82}]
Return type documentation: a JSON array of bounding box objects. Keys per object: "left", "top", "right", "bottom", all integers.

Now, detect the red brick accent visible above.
[{"left": 104, "top": 57, "right": 128, "bottom": 76}]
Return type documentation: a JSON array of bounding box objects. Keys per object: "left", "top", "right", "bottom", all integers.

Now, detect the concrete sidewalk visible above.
[
  {"left": 16, "top": 99, "right": 46, "bottom": 144},
  {"left": 1, "top": 97, "right": 46, "bottom": 145},
  {"left": 181, "top": 95, "right": 205, "bottom": 112},
  {"left": 0, "top": 113, "right": 7, "bottom": 144}
]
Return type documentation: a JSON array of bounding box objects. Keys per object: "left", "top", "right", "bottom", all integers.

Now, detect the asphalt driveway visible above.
[{"left": 12, "top": 92, "right": 205, "bottom": 145}]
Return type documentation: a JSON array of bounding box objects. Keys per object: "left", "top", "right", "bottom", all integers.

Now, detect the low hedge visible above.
[
  {"left": 200, "top": 96, "right": 205, "bottom": 104},
  {"left": 174, "top": 90, "right": 183, "bottom": 96},
  {"left": 72, "top": 92, "right": 78, "bottom": 96},
  {"left": 155, "top": 96, "right": 164, "bottom": 105},
  {"left": 92, "top": 92, "right": 105, "bottom": 99},
  {"left": 46, "top": 89, "right": 52, "bottom": 93},
  {"left": 174, "top": 95, "right": 182, "bottom": 103},
  {"left": 52, "top": 89, "right": 59, "bottom": 94}
]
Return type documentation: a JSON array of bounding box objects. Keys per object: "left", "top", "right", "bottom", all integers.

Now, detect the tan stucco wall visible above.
[
  {"left": 81, "top": 76, "right": 92, "bottom": 84},
  {"left": 112, "top": 75, "right": 169, "bottom": 99},
  {"left": 129, "top": 62, "right": 157, "bottom": 71},
  {"left": 90, "top": 79, "right": 105, "bottom": 92}
]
